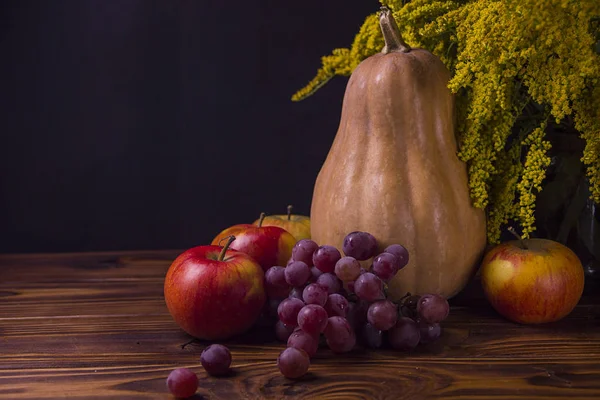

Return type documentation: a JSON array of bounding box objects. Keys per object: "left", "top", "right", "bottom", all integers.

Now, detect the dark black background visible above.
[{"left": 0, "top": 0, "right": 377, "bottom": 253}]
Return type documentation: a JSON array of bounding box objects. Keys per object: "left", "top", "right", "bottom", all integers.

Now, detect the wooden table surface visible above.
[{"left": 1, "top": 250, "right": 600, "bottom": 399}]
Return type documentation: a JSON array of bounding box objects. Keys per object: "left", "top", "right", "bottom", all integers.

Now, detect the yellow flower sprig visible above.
[{"left": 292, "top": 0, "right": 600, "bottom": 244}]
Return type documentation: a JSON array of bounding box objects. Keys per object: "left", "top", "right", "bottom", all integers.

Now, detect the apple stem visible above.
[
  {"left": 218, "top": 235, "right": 236, "bottom": 261},
  {"left": 287, "top": 205, "right": 293, "bottom": 221},
  {"left": 507, "top": 227, "right": 528, "bottom": 250},
  {"left": 257, "top": 212, "right": 267, "bottom": 227}
]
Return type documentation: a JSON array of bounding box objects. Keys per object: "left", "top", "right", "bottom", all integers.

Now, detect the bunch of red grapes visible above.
[{"left": 264, "top": 231, "right": 450, "bottom": 379}]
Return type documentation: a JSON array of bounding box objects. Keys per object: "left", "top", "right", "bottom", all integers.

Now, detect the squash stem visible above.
[
  {"left": 507, "top": 227, "right": 529, "bottom": 250},
  {"left": 287, "top": 205, "right": 293, "bottom": 221},
  {"left": 379, "top": 6, "right": 411, "bottom": 54}
]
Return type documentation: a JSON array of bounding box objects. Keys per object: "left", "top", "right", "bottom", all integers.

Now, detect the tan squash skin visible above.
[{"left": 310, "top": 8, "right": 487, "bottom": 300}]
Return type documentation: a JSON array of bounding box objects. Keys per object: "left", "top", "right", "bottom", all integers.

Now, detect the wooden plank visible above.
[
  {"left": 0, "top": 251, "right": 599, "bottom": 399},
  {"left": 2, "top": 320, "right": 600, "bottom": 400}
]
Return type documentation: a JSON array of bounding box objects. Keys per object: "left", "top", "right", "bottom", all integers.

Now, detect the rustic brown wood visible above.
[{"left": 1, "top": 251, "right": 599, "bottom": 399}]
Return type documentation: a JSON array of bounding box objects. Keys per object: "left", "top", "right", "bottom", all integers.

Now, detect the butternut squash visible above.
[{"left": 310, "top": 8, "right": 487, "bottom": 300}]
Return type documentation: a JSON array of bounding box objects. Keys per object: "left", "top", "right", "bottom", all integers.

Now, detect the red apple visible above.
[
  {"left": 480, "top": 229, "right": 585, "bottom": 324},
  {"left": 252, "top": 205, "right": 311, "bottom": 242},
  {"left": 164, "top": 236, "right": 266, "bottom": 340},
  {"left": 212, "top": 213, "right": 296, "bottom": 271}
]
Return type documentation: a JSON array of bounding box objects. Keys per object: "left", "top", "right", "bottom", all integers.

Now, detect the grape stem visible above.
[
  {"left": 287, "top": 205, "right": 293, "bottom": 220},
  {"left": 180, "top": 338, "right": 198, "bottom": 349},
  {"left": 258, "top": 212, "right": 267, "bottom": 227},
  {"left": 383, "top": 282, "right": 390, "bottom": 299},
  {"left": 507, "top": 226, "right": 528, "bottom": 250},
  {"left": 218, "top": 235, "right": 236, "bottom": 261},
  {"left": 397, "top": 292, "right": 412, "bottom": 305}
]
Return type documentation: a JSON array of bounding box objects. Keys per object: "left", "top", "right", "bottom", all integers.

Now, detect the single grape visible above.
[
  {"left": 275, "top": 320, "right": 296, "bottom": 342},
  {"left": 277, "top": 347, "right": 310, "bottom": 379},
  {"left": 383, "top": 244, "right": 409, "bottom": 270},
  {"left": 346, "top": 269, "right": 366, "bottom": 294},
  {"left": 399, "top": 305, "right": 413, "bottom": 319},
  {"left": 345, "top": 300, "right": 357, "bottom": 325},
  {"left": 316, "top": 273, "right": 342, "bottom": 295},
  {"left": 287, "top": 328, "right": 319, "bottom": 357},
  {"left": 312, "top": 245, "right": 341, "bottom": 273},
  {"left": 354, "top": 272, "right": 384, "bottom": 302},
  {"left": 200, "top": 344, "right": 232, "bottom": 377},
  {"left": 371, "top": 252, "right": 399, "bottom": 281},
  {"left": 346, "top": 300, "right": 369, "bottom": 330},
  {"left": 166, "top": 368, "right": 198, "bottom": 398},
  {"left": 289, "top": 287, "right": 304, "bottom": 301},
  {"left": 324, "top": 293, "right": 349, "bottom": 318},
  {"left": 323, "top": 316, "right": 356, "bottom": 353},
  {"left": 388, "top": 317, "right": 420, "bottom": 351},
  {"left": 302, "top": 283, "right": 328, "bottom": 307},
  {"left": 278, "top": 298, "right": 305, "bottom": 327},
  {"left": 310, "top": 266, "right": 323, "bottom": 282},
  {"left": 342, "top": 231, "right": 378, "bottom": 261},
  {"left": 346, "top": 281, "right": 356, "bottom": 294},
  {"left": 362, "top": 323, "right": 383, "bottom": 349},
  {"left": 285, "top": 261, "right": 311, "bottom": 287},
  {"left": 418, "top": 320, "right": 442, "bottom": 344},
  {"left": 292, "top": 239, "right": 319, "bottom": 266},
  {"left": 334, "top": 256, "right": 362, "bottom": 282},
  {"left": 417, "top": 294, "right": 450, "bottom": 323},
  {"left": 265, "top": 266, "right": 291, "bottom": 299},
  {"left": 367, "top": 300, "right": 398, "bottom": 331},
  {"left": 267, "top": 298, "right": 282, "bottom": 319},
  {"left": 297, "top": 304, "right": 329, "bottom": 335},
  {"left": 255, "top": 304, "right": 275, "bottom": 328}
]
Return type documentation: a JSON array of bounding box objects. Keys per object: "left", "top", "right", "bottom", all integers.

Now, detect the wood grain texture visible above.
[{"left": 1, "top": 251, "right": 599, "bottom": 399}]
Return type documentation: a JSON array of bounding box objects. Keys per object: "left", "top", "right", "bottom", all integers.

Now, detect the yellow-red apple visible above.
[
  {"left": 253, "top": 205, "right": 311, "bottom": 242},
  {"left": 164, "top": 236, "right": 266, "bottom": 340},
  {"left": 212, "top": 213, "right": 296, "bottom": 272},
  {"left": 480, "top": 232, "right": 585, "bottom": 324},
  {"left": 210, "top": 223, "right": 254, "bottom": 241}
]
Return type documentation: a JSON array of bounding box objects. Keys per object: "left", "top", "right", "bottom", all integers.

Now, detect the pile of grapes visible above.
[
  {"left": 165, "top": 231, "right": 452, "bottom": 396},
  {"left": 265, "top": 231, "right": 450, "bottom": 379}
]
